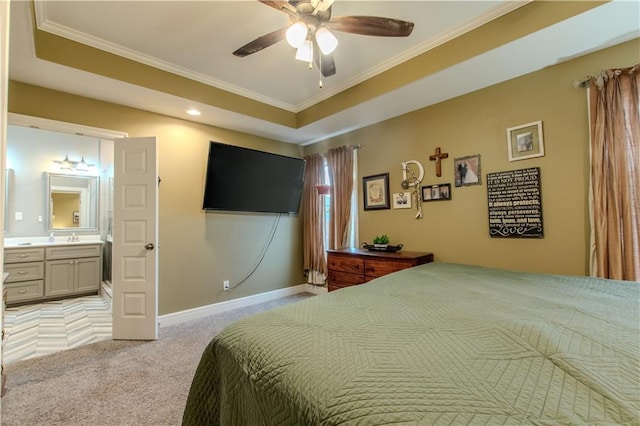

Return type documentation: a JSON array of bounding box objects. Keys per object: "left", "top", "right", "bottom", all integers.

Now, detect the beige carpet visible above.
[{"left": 1, "top": 293, "right": 314, "bottom": 426}]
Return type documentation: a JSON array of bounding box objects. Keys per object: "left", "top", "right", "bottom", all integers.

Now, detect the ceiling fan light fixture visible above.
[
  {"left": 286, "top": 21, "right": 308, "bottom": 48},
  {"left": 315, "top": 27, "right": 338, "bottom": 54},
  {"left": 295, "top": 39, "right": 314, "bottom": 62}
]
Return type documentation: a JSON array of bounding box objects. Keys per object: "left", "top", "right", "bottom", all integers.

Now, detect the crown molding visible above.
[
  {"left": 33, "top": 1, "right": 299, "bottom": 113},
  {"left": 33, "top": 0, "right": 530, "bottom": 114}
]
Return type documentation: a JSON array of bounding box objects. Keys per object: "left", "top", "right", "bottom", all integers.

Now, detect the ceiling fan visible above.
[{"left": 233, "top": 0, "right": 415, "bottom": 78}]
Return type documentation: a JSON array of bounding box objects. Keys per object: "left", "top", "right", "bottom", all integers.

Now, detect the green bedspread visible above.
[{"left": 183, "top": 263, "right": 640, "bottom": 425}]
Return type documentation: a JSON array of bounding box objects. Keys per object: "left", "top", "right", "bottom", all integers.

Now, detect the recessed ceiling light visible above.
[{"left": 186, "top": 108, "right": 201, "bottom": 116}]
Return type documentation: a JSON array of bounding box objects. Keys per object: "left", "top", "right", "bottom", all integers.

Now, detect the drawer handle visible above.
[
  {"left": 17, "top": 289, "right": 28, "bottom": 294},
  {"left": 18, "top": 270, "right": 28, "bottom": 275},
  {"left": 18, "top": 254, "right": 28, "bottom": 258}
]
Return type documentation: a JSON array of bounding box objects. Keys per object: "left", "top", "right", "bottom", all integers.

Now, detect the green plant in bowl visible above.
[{"left": 373, "top": 235, "right": 389, "bottom": 247}]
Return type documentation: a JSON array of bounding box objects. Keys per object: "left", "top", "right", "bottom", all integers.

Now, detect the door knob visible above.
[{"left": 145, "top": 243, "right": 155, "bottom": 250}]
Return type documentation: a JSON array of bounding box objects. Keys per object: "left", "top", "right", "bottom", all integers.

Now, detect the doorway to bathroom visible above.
[{"left": 3, "top": 114, "right": 120, "bottom": 363}]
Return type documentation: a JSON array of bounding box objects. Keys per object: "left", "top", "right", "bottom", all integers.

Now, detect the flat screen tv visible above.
[{"left": 202, "top": 142, "right": 306, "bottom": 214}]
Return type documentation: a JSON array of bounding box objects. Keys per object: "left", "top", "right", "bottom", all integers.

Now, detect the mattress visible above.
[{"left": 183, "top": 263, "right": 640, "bottom": 425}]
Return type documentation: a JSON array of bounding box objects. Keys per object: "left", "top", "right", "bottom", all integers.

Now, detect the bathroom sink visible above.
[{"left": 5, "top": 237, "right": 104, "bottom": 248}]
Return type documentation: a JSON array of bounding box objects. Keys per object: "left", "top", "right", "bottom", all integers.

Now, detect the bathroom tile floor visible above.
[{"left": 3, "top": 294, "right": 112, "bottom": 364}]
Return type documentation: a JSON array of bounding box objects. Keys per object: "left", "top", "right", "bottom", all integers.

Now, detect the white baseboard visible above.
[
  {"left": 101, "top": 281, "right": 112, "bottom": 299},
  {"left": 304, "top": 283, "right": 328, "bottom": 295},
  {"left": 158, "top": 283, "right": 326, "bottom": 328}
]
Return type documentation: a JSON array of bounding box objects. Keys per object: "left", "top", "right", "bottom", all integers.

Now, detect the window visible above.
[{"left": 321, "top": 150, "right": 358, "bottom": 250}]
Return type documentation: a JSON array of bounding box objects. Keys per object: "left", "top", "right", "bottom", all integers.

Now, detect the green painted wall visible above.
[
  {"left": 304, "top": 39, "right": 639, "bottom": 277},
  {"left": 8, "top": 82, "right": 305, "bottom": 315}
]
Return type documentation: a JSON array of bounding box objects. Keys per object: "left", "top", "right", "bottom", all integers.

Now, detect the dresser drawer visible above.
[
  {"left": 46, "top": 244, "right": 101, "bottom": 260},
  {"left": 328, "top": 281, "right": 358, "bottom": 292},
  {"left": 365, "top": 259, "right": 415, "bottom": 278},
  {"left": 328, "top": 270, "right": 365, "bottom": 287},
  {"left": 4, "top": 248, "right": 45, "bottom": 263},
  {"left": 327, "top": 254, "right": 364, "bottom": 274},
  {"left": 5, "top": 280, "right": 44, "bottom": 304},
  {"left": 4, "top": 262, "right": 45, "bottom": 283}
]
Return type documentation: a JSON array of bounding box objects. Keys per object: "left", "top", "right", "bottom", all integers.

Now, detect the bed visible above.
[{"left": 182, "top": 263, "right": 640, "bottom": 425}]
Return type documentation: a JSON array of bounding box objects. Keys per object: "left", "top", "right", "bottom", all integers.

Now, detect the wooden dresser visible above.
[{"left": 327, "top": 248, "right": 434, "bottom": 292}]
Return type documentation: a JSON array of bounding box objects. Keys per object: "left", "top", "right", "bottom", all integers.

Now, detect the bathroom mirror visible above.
[{"left": 48, "top": 173, "right": 99, "bottom": 231}]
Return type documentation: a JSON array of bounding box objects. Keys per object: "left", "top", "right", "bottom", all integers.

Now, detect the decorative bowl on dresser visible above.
[{"left": 326, "top": 248, "right": 434, "bottom": 292}]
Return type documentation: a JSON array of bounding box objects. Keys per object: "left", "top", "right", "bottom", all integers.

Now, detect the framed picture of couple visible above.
[{"left": 454, "top": 154, "right": 481, "bottom": 187}]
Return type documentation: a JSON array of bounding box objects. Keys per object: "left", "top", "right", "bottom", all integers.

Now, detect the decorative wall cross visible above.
[{"left": 429, "top": 147, "right": 449, "bottom": 177}]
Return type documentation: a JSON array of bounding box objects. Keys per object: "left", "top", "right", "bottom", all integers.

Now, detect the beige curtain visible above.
[
  {"left": 301, "top": 153, "right": 327, "bottom": 283},
  {"left": 326, "top": 146, "right": 355, "bottom": 249},
  {"left": 589, "top": 64, "right": 640, "bottom": 281}
]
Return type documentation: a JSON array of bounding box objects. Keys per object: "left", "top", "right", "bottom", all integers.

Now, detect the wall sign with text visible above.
[{"left": 487, "top": 167, "right": 543, "bottom": 238}]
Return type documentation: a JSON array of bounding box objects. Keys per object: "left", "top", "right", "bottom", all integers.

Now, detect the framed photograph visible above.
[
  {"left": 392, "top": 192, "right": 412, "bottom": 209},
  {"left": 454, "top": 154, "right": 481, "bottom": 187},
  {"left": 72, "top": 211, "right": 80, "bottom": 224},
  {"left": 422, "top": 183, "right": 452, "bottom": 202},
  {"left": 423, "top": 187, "right": 432, "bottom": 201},
  {"left": 506, "top": 121, "right": 544, "bottom": 161},
  {"left": 363, "top": 173, "right": 390, "bottom": 210}
]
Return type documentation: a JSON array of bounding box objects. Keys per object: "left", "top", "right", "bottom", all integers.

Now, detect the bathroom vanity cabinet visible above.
[{"left": 4, "top": 242, "right": 102, "bottom": 306}]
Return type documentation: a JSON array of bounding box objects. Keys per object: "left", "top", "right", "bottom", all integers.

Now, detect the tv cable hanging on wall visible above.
[{"left": 228, "top": 213, "right": 281, "bottom": 290}]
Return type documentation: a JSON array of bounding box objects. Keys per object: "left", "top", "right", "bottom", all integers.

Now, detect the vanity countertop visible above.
[{"left": 4, "top": 237, "right": 104, "bottom": 248}]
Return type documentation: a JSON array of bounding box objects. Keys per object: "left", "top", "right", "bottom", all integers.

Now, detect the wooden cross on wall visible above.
[{"left": 429, "top": 147, "right": 449, "bottom": 177}]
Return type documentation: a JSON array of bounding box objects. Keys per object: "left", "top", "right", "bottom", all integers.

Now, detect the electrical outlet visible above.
[{"left": 223, "top": 280, "right": 230, "bottom": 291}]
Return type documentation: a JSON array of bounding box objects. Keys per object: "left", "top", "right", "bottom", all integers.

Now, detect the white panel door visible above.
[
  {"left": 1, "top": 1, "right": 10, "bottom": 395},
  {"left": 112, "top": 137, "right": 158, "bottom": 340}
]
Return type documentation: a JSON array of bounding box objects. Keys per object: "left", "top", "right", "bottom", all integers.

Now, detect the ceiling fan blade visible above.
[
  {"left": 326, "top": 16, "right": 414, "bottom": 37},
  {"left": 233, "top": 27, "right": 287, "bottom": 57},
  {"left": 321, "top": 54, "right": 336, "bottom": 77},
  {"left": 259, "top": 1, "right": 298, "bottom": 15},
  {"left": 314, "top": 47, "right": 336, "bottom": 77},
  {"left": 311, "top": 0, "right": 334, "bottom": 13}
]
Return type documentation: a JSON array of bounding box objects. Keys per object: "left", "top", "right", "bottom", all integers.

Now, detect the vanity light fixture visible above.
[
  {"left": 60, "top": 155, "right": 73, "bottom": 170},
  {"left": 53, "top": 155, "right": 95, "bottom": 173},
  {"left": 75, "top": 157, "right": 89, "bottom": 172}
]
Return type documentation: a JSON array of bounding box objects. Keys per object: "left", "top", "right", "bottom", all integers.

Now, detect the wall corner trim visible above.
[{"left": 158, "top": 283, "right": 325, "bottom": 328}]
